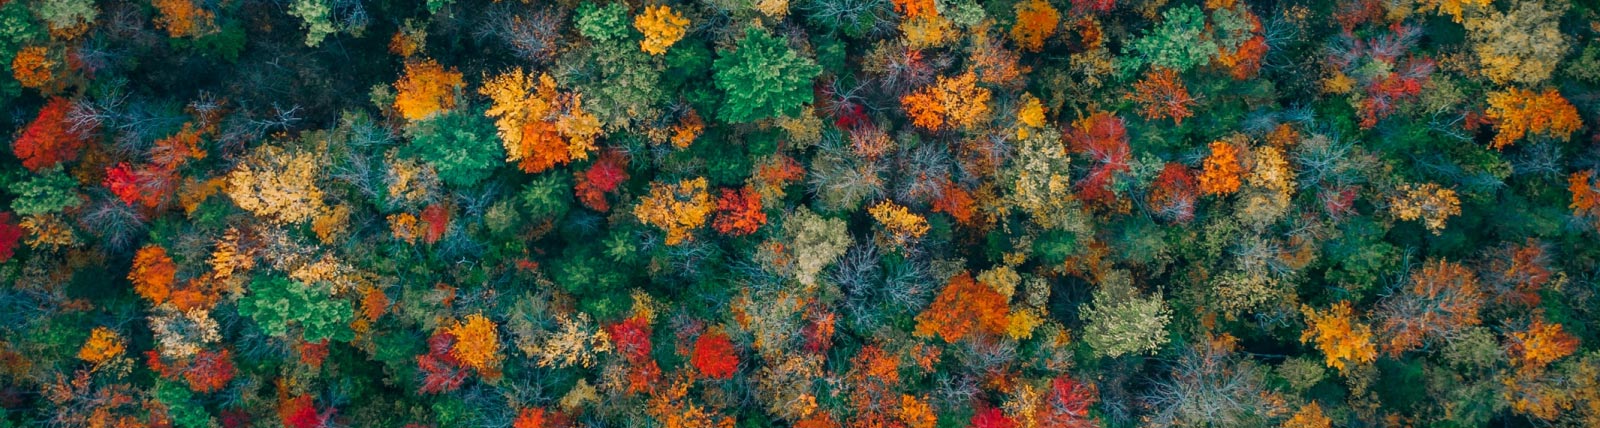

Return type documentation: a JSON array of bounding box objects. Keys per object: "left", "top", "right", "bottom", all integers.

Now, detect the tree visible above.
[
  {"left": 393, "top": 59, "right": 464, "bottom": 121},
  {"left": 10, "top": 45, "right": 54, "bottom": 90},
  {"left": 1148, "top": 163, "right": 1197, "bottom": 223},
  {"left": 634, "top": 177, "right": 714, "bottom": 245},
  {"left": 1199, "top": 140, "right": 1244, "bottom": 196},
  {"left": 1129, "top": 4, "right": 1217, "bottom": 72},
  {"left": 1080, "top": 284, "right": 1172, "bottom": 358},
  {"left": 1068, "top": 112, "right": 1131, "bottom": 205},
  {"left": 446, "top": 314, "right": 500, "bottom": 374},
  {"left": 1010, "top": 0, "right": 1059, "bottom": 52},
  {"left": 575, "top": 152, "right": 628, "bottom": 212},
  {"left": 1507, "top": 318, "right": 1578, "bottom": 369},
  {"left": 0, "top": 213, "right": 21, "bottom": 263},
  {"left": 1299, "top": 301, "right": 1376, "bottom": 372},
  {"left": 1484, "top": 88, "right": 1582, "bottom": 150},
  {"left": 238, "top": 275, "right": 355, "bottom": 343},
  {"left": 1464, "top": 0, "right": 1569, "bottom": 85},
  {"left": 13, "top": 97, "right": 88, "bottom": 172},
  {"left": 152, "top": 0, "right": 215, "bottom": 38},
  {"left": 9, "top": 167, "right": 82, "bottom": 216},
  {"left": 636, "top": 5, "right": 689, "bottom": 56},
  {"left": 1129, "top": 68, "right": 1195, "bottom": 125},
  {"left": 868, "top": 201, "right": 929, "bottom": 244},
  {"left": 914, "top": 272, "right": 1010, "bottom": 342},
  {"left": 1570, "top": 170, "right": 1600, "bottom": 232},
  {"left": 480, "top": 69, "right": 600, "bottom": 173},
  {"left": 692, "top": 330, "right": 739, "bottom": 379},
  {"left": 1375, "top": 260, "right": 1484, "bottom": 355},
  {"left": 713, "top": 27, "right": 822, "bottom": 123},
  {"left": 77, "top": 327, "right": 125, "bottom": 365},
  {"left": 403, "top": 109, "right": 504, "bottom": 187},
  {"left": 901, "top": 71, "right": 992, "bottom": 131},
  {"left": 713, "top": 186, "right": 766, "bottom": 236},
  {"left": 1390, "top": 183, "right": 1461, "bottom": 234},
  {"left": 226, "top": 146, "right": 326, "bottom": 224}
]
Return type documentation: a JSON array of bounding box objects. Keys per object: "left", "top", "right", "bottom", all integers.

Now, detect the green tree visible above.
[
  {"left": 713, "top": 27, "right": 822, "bottom": 124},
  {"left": 238, "top": 275, "right": 355, "bottom": 343},
  {"left": 1128, "top": 5, "right": 1216, "bottom": 73},
  {"left": 403, "top": 108, "right": 503, "bottom": 188},
  {"left": 8, "top": 167, "right": 81, "bottom": 216}
]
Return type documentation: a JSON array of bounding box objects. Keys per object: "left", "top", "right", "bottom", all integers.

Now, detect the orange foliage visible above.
[
  {"left": 901, "top": 71, "right": 992, "bottom": 131},
  {"left": 1485, "top": 88, "right": 1582, "bottom": 150},
  {"left": 891, "top": 0, "right": 938, "bottom": 19},
  {"left": 1198, "top": 140, "right": 1244, "bottom": 195},
  {"left": 150, "top": 123, "right": 207, "bottom": 170},
  {"left": 713, "top": 186, "right": 767, "bottom": 236},
  {"left": 1128, "top": 68, "right": 1195, "bottom": 125},
  {"left": 130, "top": 245, "right": 178, "bottom": 305},
  {"left": 78, "top": 327, "right": 125, "bottom": 365},
  {"left": 183, "top": 349, "right": 236, "bottom": 393},
  {"left": 11, "top": 46, "right": 55, "bottom": 90},
  {"left": 914, "top": 272, "right": 1010, "bottom": 342},
  {"left": 1148, "top": 163, "right": 1197, "bottom": 223},
  {"left": 445, "top": 314, "right": 501, "bottom": 374},
  {"left": 932, "top": 180, "right": 977, "bottom": 225},
  {"left": 14, "top": 97, "right": 89, "bottom": 172},
  {"left": 513, "top": 408, "right": 548, "bottom": 428},
  {"left": 1300, "top": 301, "right": 1377, "bottom": 372},
  {"left": 634, "top": 177, "right": 714, "bottom": 245},
  {"left": 1377, "top": 260, "right": 1484, "bottom": 356},
  {"left": 1508, "top": 318, "right": 1579, "bottom": 369},
  {"left": 1010, "top": 0, "right": 1060, "bottom": 52},
  {"left": 1569, "top": 169, "right": 1600, "bottom": 231},
  {"left": 393, "top": 59, "right": 464, "bottom": 121},
  {"left": 152, "top": 0, "right": 216, "bottom": 38}
]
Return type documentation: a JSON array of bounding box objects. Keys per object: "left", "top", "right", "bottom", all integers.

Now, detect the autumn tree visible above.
[
  {"left": 446, "top": 314, "right": 500, "bottom": 375},
  {"left": 131, "top": 244, "right": 177, "bottom": 305},
  {"left": 393, "top": 59, "right": 465, "bottom": 121},
  {"left": 1068, "top": 112, "right": 1131, "bottom": 206},
  {"left": 1375, "top": 260, "right": 1485, "bottom": 355},
  {"left": 713, "top": 186, "right": 766, "bottom": 236},
  {"left": 635, "top": 5, "right": 688, "bottom": 55},
  {"left": 152, "top": 0, "right": 215, "bottom": 38},
  {"left": 914, "top": 272, "right": 1010, "bottom": 342},
  {"left": 226, "top": 146, "right": 326, "bottom": 224},
  {"left": 575, "top": 152, "right": 628, "bottom": 211},
  {"left": 1570, "top": 169, "right": 1600, "bottom": 232},
  {"left": 868, "top": 201, "right": 930, "bottom": 245},
  {"left": 634, "top": 177, "right": 713, "bottom": 245},
  {"left": 713, "top": 27, "right": 822, "bottom": 123},
  {"left": 14, "top": 97, "right": 88, "bottom": 172},
  {"left": 1129, "top": 68, "right": 1196, "bottom": 125},
  {"left": 1300, "top": 301, "right": 1377, "bottom": 371},
  {"left": 1199, "top": 140, "right": 1244, "bottom": 195},
  {"left": 902, "top": 71, "right": 992, "bottom": 131},
  {"left": 1010, "top": 0, "right": 1059, "bottom": 52},
  {"left": 1148, "top": 163, "right": 1197, "bottom": 223},
  {"left": 1390, "top": 183, "right": 1461, "bottom": 234},
  {"left": 77, "top": 327, "right": 125, "bottom": 365},
  {"left": 479, "top": 69, "right": 601, "bottom": 173},
  {"left": 1484, "top": 88, "right": 1582, "bottom": 150},
  {"left": 1464, "top": 0, "right": 1569, "bottom": 85},
  {"left": 692, "top": 330, "right": 739, "bottom": 379},
  {"left": 1507, "top": 318, "right": 1578, "bottom": 369}
]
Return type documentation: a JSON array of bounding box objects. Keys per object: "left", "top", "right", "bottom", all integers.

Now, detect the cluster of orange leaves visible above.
[
  {"left": 1300, "top": 301, "right": 1377, "bottom": 372},
  {"left": 1508, "top": 318, "right": 1579, "bottom": 369},
  {"left": 77, "top": 327, "right": 126, "bottom": 365},
  {"left": 480, "top": 69, "right": 601, "bottom": 173},
  {"left": 393, "top": 59, "right": 464, "bottom": 121},
  {"left": 1569, "top": 169, "right": 1600, "bottom": 232},
  {"left": 11, "top": 46, "right": 55, "bottom": 90},
  {"left": 634, "top": 177, "right": 714, "bottom": 245},
  {"left": 1128, "top": 68, "right": 1196, "bottom": 125},
  {"left": 914, "top": 272, "right": 1010, "bottom": 342},
  {"left": 868, "top": 201, "right": 931, "bottom": 240},
  {"left": 1377, "top": 260, "right": 1484, "bottom": 355},
  {"left": 1484, "top": 88, "right": 1582, "bottom": 150},
  {"left": 445, "top": 313, "right": 501, "bottom": 375},
  {"left": 1198, "top": 140, "right": 1244, "bottom": 195},
  {"left": 901, "top": 71, "right": 992, "bottom": 131},
  {"left": 1010, "top": 0, "right": 1060, "bottom": 52},
  {"left": 713, "top": 186, "right": 767, "bottom": 236},
  {"left": 13, "top": 97, "right": 89, "bottom": 172},
  {"left": 152, "top": 0, "right": 216, "bottom": 38}
]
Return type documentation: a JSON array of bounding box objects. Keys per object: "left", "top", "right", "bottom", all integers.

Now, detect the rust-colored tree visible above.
[
  {"left": 1375, "top": 260, "right": 1484, "bottom": 356},
  {"left": 913, "top": 272, "right": 1010, "bottom": 342},
  {"left": 692, "top": 330, "right": 739, "bottom": 379},
  {"left": 1128, "top": 68, "right": 1196, "bottom": 125},
  {"left": 14, "top": 98, "right": 89, "bottom": 172},
  {"left": 713, "top": 186, "right": 767, "bottom": 237}
]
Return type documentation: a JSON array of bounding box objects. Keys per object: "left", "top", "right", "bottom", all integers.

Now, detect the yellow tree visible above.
[
  {"left": 393, "top": 59, "right": 464, "bottom": 121},
  {"left": 446, "top": 313, "right": 501, "bottom": 375},
  {"left": 226, "top": 146, "right": 327, "bottom": 224},
  {"left": 634, "top": 177, "right": 714, "bottom": 245},
  {"left": 1485, "top": 88, "right": 1582, "bottom": 150},
  {"left": 635, "top": 5, "right": 689, "bottom": 56},
  {"left": 1300, "top": 301, "right": 1377, "bottom": 372},
  {"left": 1010, "top": 0, "right": 1059, "bottom": 52},
  {"left": 1391, "top": 183, "right": 1461, "bottom": 234},
  {"left": 1199, "top": 140, "right": 1244, "bottom": 196},
  {"left": 901, "top": 71, "right": 992, "bottom": 131}
]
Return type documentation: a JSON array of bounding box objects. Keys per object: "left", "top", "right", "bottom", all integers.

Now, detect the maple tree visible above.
[
  {"left": 1148, "top": 163, "right": 1197, "bottom": 223},
  {"left": 152, "top": 0, "right": 215, "bottom": 38},
  {"left": 13, "top": 97, "right": 89, "bottom": 172},
  {"left": 1068, "top": 112, "right": 1131, "bottom": 206},
  {"left": 914, "top": 272, "right": 1010, "bottom": 342},
  {"left": 11, "top": 46, "right": 55, "bottom": 90},
  {"left": 130, "top": 244, "right": 178, "bottom": 305},
  {"left": 445, "top": 313, "right": 500, "bottom": 374},
  {"left": 692, "top": 330, "right": 739, "bottom": 379},
  {"left": 634, "top": 177, "right": 714, "bottom": 245},
  {"left": 1484, "top": 88, "right": 1582, "bottom": 150},
  {"left": 574, "top": 152, "right": 628, "bottom": 212},
  {"left": 901, "top": 71, "right": 992, "bottom": 131},
  {"left": 1375, "top": 260, "right": 1484, "bottom": 355},
  {"left": 635, "top": 5, "right": 688, "bottom": 56},
  {"left": 1129, "top": 68, "right": 1196, "bottom": 125},
  {"left": 1010, "top": 0, "right": 1060, "bottom": 52},
  {"left": 1300, "top": 301, "right": 1377, "bottom": 372},
  {"left": 393, "top": 59, "right": 465, "bottom": 121},
  {"left": 1390, "top": 183, "right": 1461, "bottom": 234},
  {"left": 77, "top": 327, "right": 125, "bottom": 365},
  {"left": 0, "top": 213, "right": 21, "bottom": 263},
  {"left": 1508, "top": 318, "right": 1579, "bottom": 369},
  {"left": 713, "top": 186, "right": 766, "bottom": 236},
  {"left": 1198, "top": 140, "right": 1244, "bottom": 196}
]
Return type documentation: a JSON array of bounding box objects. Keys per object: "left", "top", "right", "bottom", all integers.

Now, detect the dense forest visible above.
[{"left": 0, "top": 0, "right": 1598, "bottom": 426}]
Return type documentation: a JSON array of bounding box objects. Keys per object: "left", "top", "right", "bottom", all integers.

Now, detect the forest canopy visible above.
[{"left": 1, "top": 0, "right": 1600, "bottom": 427}]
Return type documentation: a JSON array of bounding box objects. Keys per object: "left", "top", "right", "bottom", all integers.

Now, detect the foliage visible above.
[
  {"left": 901, "top": 71, "right": 992, "bottom": 131},
  {"left": 636, "top": 6, "right": 689, "bottom": 56},
  {"left": 713, "top": 27, "right": 822, "bottom": 123},
  {"left": 403, "top": 109, "right": 504, "bottom": 187},
  {"left": 634, "top": 177, "right": 714, "bottom": 245},
  {"left": 238, "top": 275, "right": 355, "bottom": 343},
  {"left": 394, "top": 59, "right": 465, "bottom": 122},
  {"left": 13, "top": 97, "right": 87, "bottom": 171},
  {"left": 1484, "top": 88, "right": 1582, "bottom": 150},
  {"left": 1300, "top": 301, "right": 1377, "bottom": 372}
]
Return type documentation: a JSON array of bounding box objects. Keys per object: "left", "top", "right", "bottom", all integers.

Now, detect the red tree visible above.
[
  {"left": 1068, "top": 112, "right": 1130, "bottom": 206},
  {"left": 1147, "top": 163, "right": 1197, "bottom": 223},
  {"left": 13, "top": 98, "right": 89, "bottom": 172},
  {"left": 575, "top": 152, "right": 629, "bottom": 212},
  {"left": 691, "top": 330, "right": 739, "bottom": 379},
  {"left": 0, "top": 213, "right": 22, "bottom": 263},
  {"left": 712, "top": 186, "right": 766, "bottom": 236}
]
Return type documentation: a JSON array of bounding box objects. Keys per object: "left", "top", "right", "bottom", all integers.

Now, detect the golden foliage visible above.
[
  {"left": 634, "top": 177, "right": 714, "bottom": 245},
  {"left": 914, "top": 272, "right": 1011, "bottom": 342},
  {"left": 480, "top": 69, "right": 599, "bottom": 172},
  {"left": 1485, "top": 88, "right": 1582, "bottom": 150},
  {"left": 636, "top": 5, "right": 689, "bottom": 56},
  {"left": 393, "top": 59, "right": 464, "bottom": 121},
  {"left": 77, "top": 327, "right": 125, "bottom": 365},
  {"left": 226, "top": 146, "right": 326, "bottom": 224},
  {"left": 1282, "top": 402, "right": 1332, "bottom": 428},
  {"left": 1508, "top": 318, "right": 1578, "bottom": 369},
  {"left": 446, "top": 314, "right": 501, "bottom": 373},
  {"left": 1199, "top": 140, "right": 1244, "bottom": 195},
  {"left": 11, "top": 46, "right": 55, "bottom": 90},
  {"left": 1129, "top": 68, "right": 1196, "bottom": 125},
  {"left": 1300, "top": 301, "right": 1377, "bottom": 372},
  {"left": 1390, "top": 183, "right": 1461, "bottom": 234},
  {"left": 901, "top": 71, "right": 992, "bottom": 131},
  {"left": 868, "top": 201, "right": 930, "bottom": 240}
]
